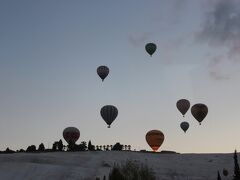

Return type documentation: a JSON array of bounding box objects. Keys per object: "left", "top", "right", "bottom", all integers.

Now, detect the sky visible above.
[{"left": 0, "top": 0, "right": 240, "bottom": 153}]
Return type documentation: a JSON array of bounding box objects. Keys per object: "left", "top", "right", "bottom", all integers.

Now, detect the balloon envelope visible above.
[
  {"left": 180, "top": 121, "right": 189, "bottom": 133},
  {"left": 146, "top": 130, "right": 164, "bottom": 152},
  {"left": 63, "top": 127, "right": 80, "bottom": 144},
  {"left": 145, "top": 43, "right": 157, "bottom": 56},
  {"left": 176, "top": 99, "right": 190, "bottom": 117},
  {"left": 100, "top": 105, "right": 118, "bottom": 128},
  {"left": 191, "top": 103, "right": 208, "bottom": 125},
  {"left": 97, "top": 66, "right": 109, "bottom": 81}
]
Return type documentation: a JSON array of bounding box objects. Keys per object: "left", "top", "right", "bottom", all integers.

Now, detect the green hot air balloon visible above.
[
  {"left": 145, "top": 43, "right": 157, "bottom": 57},
  {"left": 100, "top": 105, "right": 118, "bottom": 128},
  {"left": 180, "top": 121, "right": 189, "bottom": 133}
]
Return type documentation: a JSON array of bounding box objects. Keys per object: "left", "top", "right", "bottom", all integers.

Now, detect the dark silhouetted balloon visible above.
[
  {"left": 145, "top": 43, "right": 157, "bottom": 56},
  {"left": 180, "top": 121, "right": 189, "bottom": 133},
  {"left": 176, "top": 99, "right": 190, "bottom": 117},
  {"left": 97, "top": 66, "right": 109, "bottom": 81},
  {"left": 146, "top": 130, "right": 164, "bottom": 152},
  {"left": 191, "top": 103, "right": 208, "bottom": 125},
  {"left": 63, "top": 127, "right": 80, "bottom": 144},
  {"left": 223, "top": 169, "right": 228, "bottom": 176},
  {"left": 100, "top": 105, "right": 118, "bottom": 128}
]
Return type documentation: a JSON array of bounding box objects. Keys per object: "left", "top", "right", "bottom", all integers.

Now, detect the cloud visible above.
[
  {"left": 209, "top": 71, "right": 230, "bottom": 80},
  {"left": 198, "top": 0, "right": 240, "bottom": 59},
  {"left": 197, "top": 0, "right": 240, "bottom": 80},
  {"left": 128, "top": 32, "right": 152, "bottom": 47}
]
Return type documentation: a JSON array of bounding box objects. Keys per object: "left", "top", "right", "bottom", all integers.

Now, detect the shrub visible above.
[{"left": 108, "top": 160, "right": 156, "bottom": 180}]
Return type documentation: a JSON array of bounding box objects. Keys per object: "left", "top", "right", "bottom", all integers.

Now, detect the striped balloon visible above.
[
  {"left": 97, "top": 66, "right": 109, "bottom": 81},
  {"left": 176, "top": 99, "right": 190, "bottom": 117},
  {"left": 100, "top": 105, "right": 118, "bottom": 128},
  {"left": 191, "top": 103, "right": 208, "bottom": 125}
]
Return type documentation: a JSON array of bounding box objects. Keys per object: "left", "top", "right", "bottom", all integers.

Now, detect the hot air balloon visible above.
[
  {"left": 63, "top": 127, "right": 80, "bottom": 145},
  {"left": 145, "top": 43, "right": 157, "bottom": 56},
  {"left": 180, "top": 121, "right": 189, "bottom": 133},
  {"left": 146, "top": 130, "right": 164, "bottom": 152},
  {"left": 100, "top": 105, "right": 118, "bottom": 128},
  {"left": 176, "top": 99, "right": 190, "bottom": 117},
  {"left": 97, "top": 66, "right": 109, "bottom": 81},
  {"left": 191, "top": 103, "right": 208, "bottom": 125}
]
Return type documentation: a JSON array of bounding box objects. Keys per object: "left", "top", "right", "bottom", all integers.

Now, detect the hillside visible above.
[{"left": 0, "top": 151, "right": 235, "bottom": 180}]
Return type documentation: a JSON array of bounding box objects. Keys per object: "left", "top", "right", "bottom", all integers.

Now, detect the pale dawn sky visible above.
[{"left": 1, "top": 0, "right": 240, "bottom": 153}]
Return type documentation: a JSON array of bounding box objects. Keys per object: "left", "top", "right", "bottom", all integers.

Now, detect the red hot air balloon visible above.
[
  {"left": 191, "top": 103, "right": 208, "bottom": 125},
  {"left": 97, "top": 66, "right": 109, "bottom": 81},
  {"left": 176, "top": 99, "right": 190, "bottom": 117},
  {"left": 63, "top": 127, "right": 80, "bottom": 145},
  {"left": 146, "top": 130, "right": 164, "bottom": 152}
]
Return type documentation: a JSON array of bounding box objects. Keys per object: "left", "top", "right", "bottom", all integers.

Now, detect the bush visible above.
[
  {"left": 26, "top": 145, "right": 36, "bottom": 152},
  {"left": 108, "top": 160, "right": 156, "bottom": 180}
]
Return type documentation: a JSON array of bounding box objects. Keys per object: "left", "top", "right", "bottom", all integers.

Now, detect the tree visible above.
[
  {"left": 52, "top": 142, "right": 58, "bottom": 151},
  {"left": 26, "top": 145, "right": 36, "bottom": 152},
  {"left": 88, "top": 140, "right": 95, "bottom": 151},
  {"left": 233, "top": 150, "right": 240, "bottom": 180},
  {"left": 38, "top": 143, "right": 45, "bottom": 152},
  {"left": 73, "top": 141, "right": 87, "bottom": 151},
  {"left": 5, "top": 147, "right": 15, "bottom": 153},
  {"left": 58, "top": 140, "right": 63, "bottom": 151},
  {"left": 217, "top": 171, "right": 221, "bottom": 180}
]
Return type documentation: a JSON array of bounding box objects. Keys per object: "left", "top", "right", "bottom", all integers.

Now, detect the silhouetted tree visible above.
[
  {"left": 233, "top": 150, "right": 240, "bottom": 180},
  {"left": 73, "top": 141, "right": 87, "bottom": 151},
  {"left": 5, "top": 147, "right": 15, "bottom": 153},
  {"left": 38, "top": 143, "right": 45, "bottom": 152},
  {"left": 99, "top": 145, "right": 102, "bottom": 150},
  {"left": 52, "top": 141, "right": 58, "bottom": 151},
  {"left": 88, "top": 140, "right": 95, "bottom": 151},
  {"left": 26, "top": 145, "right": 36, "bottom": 152},
  {"left": 103, "top": 145, "right": 106, "bottom": 151},
  {"left": 110, "top": 145, "right": 113, "bottom": 150},
  {"left": 58, "top": 140, "right": 63, "bottom": 151},
  {"left": 112, "top": 142, "right": 123, "bottom": 151},
  {"left": 217, "top": 171, "right": 222, "bottom": 180},
  {"left": 67, "top": 140, "right": 75, "bottom": 151},
  {"left": 19, "top": 149, "right": 25, "bottom": 153}
]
